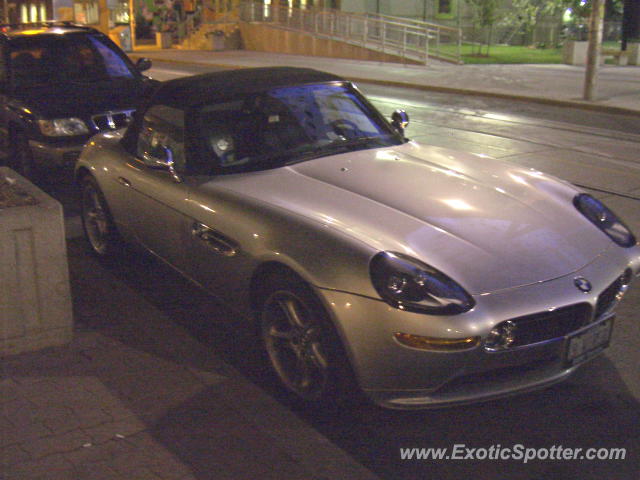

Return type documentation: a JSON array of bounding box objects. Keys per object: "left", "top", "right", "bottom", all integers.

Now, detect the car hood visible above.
[
  {"left": 207, "top": 142, "right": 612, "bottom": 295},
  {"left": 13, "top": 78, "right": 144, "bottom": 118}
]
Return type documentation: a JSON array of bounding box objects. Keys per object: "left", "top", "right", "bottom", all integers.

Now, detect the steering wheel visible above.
[{"left": 329, "top": 119, "right": 361, "bottom": 139}]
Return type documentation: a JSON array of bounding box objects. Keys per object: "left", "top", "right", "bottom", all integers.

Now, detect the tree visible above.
[
  {"left": 584, "top": 0, "right": 604, "bottom": 100},
  {"left": 465, "top": 0, "right": 499, "bottom": 55},
  {"left": 605, "top": 0, "right": 624, "bottom": 19},
  {"left": 501, "top": 0, "right": 570, "bottom": 45},
  {"left": 500, "top": 0, "right": 622, "bottom": 46}
]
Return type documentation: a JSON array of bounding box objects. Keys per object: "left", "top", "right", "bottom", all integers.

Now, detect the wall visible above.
[
  {"left": 340, "top": 0, "right": 365, "bottom": 13},
  {"left": 338, "top": 0, "right": 566, "bottom": 46},
  {"left": 342, "top": 0, "right": 427, "bottom": 18},
  {"left": 239, "top": 21, "right": 423, "bottom": 64}
]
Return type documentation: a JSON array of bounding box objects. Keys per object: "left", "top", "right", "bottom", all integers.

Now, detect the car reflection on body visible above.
[{"left": 75, "top": 68, "right": 640, "bottom": 409}]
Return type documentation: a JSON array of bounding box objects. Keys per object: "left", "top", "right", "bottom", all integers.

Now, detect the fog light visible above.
[
  {"left": 484, "top": 320, "right": 517, "bottom": 351},
  {"left": 394, "top": 332, "right": 480, "bottom": 351}
]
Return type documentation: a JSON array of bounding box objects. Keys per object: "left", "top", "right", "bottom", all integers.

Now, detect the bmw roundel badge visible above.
[{"left": 574, "top": 277, "right": 592, "bottom": 293}]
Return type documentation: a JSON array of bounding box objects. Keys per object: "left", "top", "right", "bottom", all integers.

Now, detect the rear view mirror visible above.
[
  {"left": 135, "top": 57, "right": 152, "bottom": 72},
  {"left": 142, "top": 145, "right": 182, "bottom": 183},
  {"left": 391, "top": 109, "right": 409, "bottom": 132}
]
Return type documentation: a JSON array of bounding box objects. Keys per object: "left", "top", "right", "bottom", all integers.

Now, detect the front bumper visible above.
[
  {"left": 317, "top": 244, "right": 640, "bottom": 409},
  {"left": 29, "top": 139, "right": 83, "bottom": 168}
]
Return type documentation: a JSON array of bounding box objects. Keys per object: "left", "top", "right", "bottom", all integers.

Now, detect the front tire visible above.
[
  {"left": 80, "top": 176, "right": 121, "bottom": 257},
  {"left": 259, "top": 273, "right": 357, "bottom": 405}
]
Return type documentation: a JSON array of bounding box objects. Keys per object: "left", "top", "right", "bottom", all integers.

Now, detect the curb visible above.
[
  {"left": 346, "top": 77, "right": 640, "bottom": 118},
  {"left": 132, "top": 53, "right": 640, "bottom": 118}
]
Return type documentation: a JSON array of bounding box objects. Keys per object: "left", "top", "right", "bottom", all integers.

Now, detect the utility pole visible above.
[
  {"left": 583, "top": 0, "right": 604, "bottom": 101},
  {"left": 130, "top": 0, "right": 137, "bottom": 50},
  {"left": 98, "top": 0, "right": 110, "bottom": 34}
]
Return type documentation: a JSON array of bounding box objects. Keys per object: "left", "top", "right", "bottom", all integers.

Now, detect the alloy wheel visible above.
[
  {"left": 262, "top": 290, "right": 331, "bottom": 401},
  {"left": 81, "top": 181, "right": 110, "bottom": 255}
]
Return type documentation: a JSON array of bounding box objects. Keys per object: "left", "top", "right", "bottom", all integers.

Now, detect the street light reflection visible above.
[{"left": 442, "top": 199, "right": 475, "bottom": 211}]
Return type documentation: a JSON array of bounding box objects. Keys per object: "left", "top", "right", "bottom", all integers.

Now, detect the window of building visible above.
[{"left": 435, "top": 0, "right": 456, "bottom": 19}]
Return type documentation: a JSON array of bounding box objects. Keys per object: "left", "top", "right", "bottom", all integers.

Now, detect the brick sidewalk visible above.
[{"left": 1, "top": 239, "right": 379, "bottom": 480}]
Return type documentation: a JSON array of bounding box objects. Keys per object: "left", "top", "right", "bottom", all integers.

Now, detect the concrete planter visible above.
[
  {"left": 628, "top": 43, "right": 640, "bottom": 66},
  {"left": 156, "top": 32, "right": 172, "bottom": 49},
  {"left": 206, "top": 30, "right": 226, "bottom": 51},
  {"left": 0, "top": 167, "right": 72, "bottom": 356},
  {"left": 563, "top": 40, "right": 589, "bottom": 65}
]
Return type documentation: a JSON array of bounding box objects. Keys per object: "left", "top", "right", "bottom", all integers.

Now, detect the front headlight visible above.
[
  {"left": 574, "top": 194, "right": 636, "bottom": 248},
  {"left": 370, "top": 251, "right": 475, "bottom": 315},
  {"left": 38, "top": 118, "right": 89, "bottom": 137}
]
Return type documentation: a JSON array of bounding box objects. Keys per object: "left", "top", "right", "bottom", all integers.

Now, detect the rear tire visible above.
[{"left": 80, "top": 175, "right": 122, "bottom": 257}]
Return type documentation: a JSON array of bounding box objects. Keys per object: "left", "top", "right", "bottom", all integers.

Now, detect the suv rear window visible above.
[{"left": 9, "top": 33, "right": 135, "bottom": 87}]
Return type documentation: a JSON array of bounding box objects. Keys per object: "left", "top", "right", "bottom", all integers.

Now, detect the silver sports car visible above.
[{"left": 76, "top": 67, "right": 640, "bottom": 409}]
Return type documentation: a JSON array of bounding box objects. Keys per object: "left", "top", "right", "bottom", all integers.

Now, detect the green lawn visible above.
[
  {"left": 455, "top": 44, "right": 563, "bottom": 64},
  {"left": 438, "top": 41, "right": 625, "bottom": 64}
]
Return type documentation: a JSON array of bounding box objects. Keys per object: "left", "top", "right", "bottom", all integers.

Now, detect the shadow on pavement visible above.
[
  {"left": 71, "top": 238, "right": 640, "bottom": 480},
  {"left": 61, "top": 238, "right": 375, "bottom": 479}
]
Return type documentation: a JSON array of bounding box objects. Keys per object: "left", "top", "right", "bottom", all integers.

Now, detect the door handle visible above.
[
  {"left": 191, "top": 222, "right": 238, "bottom": 257},
  {"left": 117, "top": 177, "right": 131, "bottom": 187}
]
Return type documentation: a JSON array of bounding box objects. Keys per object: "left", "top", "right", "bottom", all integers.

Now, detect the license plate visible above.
[{"left": 564, "top": 317, "right": 613, "bottom": 367}]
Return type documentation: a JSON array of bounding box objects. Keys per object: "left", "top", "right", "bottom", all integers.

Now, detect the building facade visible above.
[{"left": 5, "top": 0, "right": 55, "bottom": 23}]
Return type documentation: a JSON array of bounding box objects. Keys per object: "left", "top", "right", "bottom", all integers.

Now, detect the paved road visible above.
[{"left": 37, "top": 61, "right": 640, "bottom": 480}]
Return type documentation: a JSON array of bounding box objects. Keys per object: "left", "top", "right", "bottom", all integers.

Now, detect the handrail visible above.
[
  {"left": 238, "top": 1, "right": 462, "bottom": 65},
  {"left": 365, "top": 12, "right": 461, "bottom": 34}
]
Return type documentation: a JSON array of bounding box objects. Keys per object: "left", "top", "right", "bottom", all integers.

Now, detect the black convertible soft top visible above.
[{"left": 152, "top": 67, "right": 345, "bottom": 108}]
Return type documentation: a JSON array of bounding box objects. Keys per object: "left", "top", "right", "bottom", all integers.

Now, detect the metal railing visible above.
[{"left": 239, "top": 2, "right": 462, "bottom": 65}]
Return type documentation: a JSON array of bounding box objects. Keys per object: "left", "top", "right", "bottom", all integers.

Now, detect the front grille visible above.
[
  {"left": 497, "top": 303, "right": 592, "bottom": 348},
  {"left": 91, "top": 110, "right": 134, "bottom": 131},
  {"left": 595, "top": 273, "right": 627, "bottom": 319}
]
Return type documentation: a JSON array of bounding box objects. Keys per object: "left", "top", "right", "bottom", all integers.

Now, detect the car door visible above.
[
  {"left": 177, "top": 106, "right": 258, "bottom": 308},
  {"left": 113, "top": 104, "right": 191, "bottom": 270},
  {"left": 181, "top": 179, "right": 255, "bottom": 307}
]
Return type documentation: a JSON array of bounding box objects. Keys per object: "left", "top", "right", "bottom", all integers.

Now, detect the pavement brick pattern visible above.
[{"left": 1, "top": 240, "right": 378, "bottom": 480}]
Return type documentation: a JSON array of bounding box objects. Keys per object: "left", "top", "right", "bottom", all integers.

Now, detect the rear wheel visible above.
[
  {"left": 259, "top": 273, "right": 359, "bottom": 405},
  {"left": 80, "top": 176, "right": 122, "bottom": 257}
]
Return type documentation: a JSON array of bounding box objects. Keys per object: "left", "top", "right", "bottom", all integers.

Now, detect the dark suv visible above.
[{"left": 0, "top": 22, "right": 155, "bottom": 177}]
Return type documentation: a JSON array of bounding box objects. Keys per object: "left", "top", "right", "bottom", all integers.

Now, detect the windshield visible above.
[
  {"left": 9, "top": 33, "right": 135, "bottom": 87},
  {"left": 193, "top": 83, "right": 403, "bottom": 174}
]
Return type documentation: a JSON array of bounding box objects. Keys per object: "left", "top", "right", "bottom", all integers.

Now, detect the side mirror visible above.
[
  {"left": 142, "top": 145, "right": 182, "bottom": 183},
  {"left": 135, "top": 57, "right": 152, "bottom": 72},
  {"left": 391, "top": 109, "right": 409, "bottom": 132}
]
